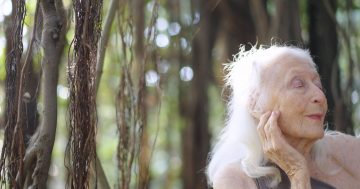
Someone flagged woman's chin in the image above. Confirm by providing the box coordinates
[288,128,325,141]
[308,129,325,140]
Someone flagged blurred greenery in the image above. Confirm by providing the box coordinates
[1,0,360,188]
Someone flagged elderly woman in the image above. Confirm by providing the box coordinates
[207,45,360,189]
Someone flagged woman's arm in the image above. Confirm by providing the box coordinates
[288,169,311,189]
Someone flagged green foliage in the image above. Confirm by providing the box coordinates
[0,48,5,81]
[1,0,360,188]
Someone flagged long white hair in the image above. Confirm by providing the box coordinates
[206,45,320,188]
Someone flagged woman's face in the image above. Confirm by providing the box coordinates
[261,52,328,140]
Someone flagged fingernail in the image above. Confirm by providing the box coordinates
[271,111,277,116]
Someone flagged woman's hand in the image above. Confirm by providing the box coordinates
[257,111,311,189]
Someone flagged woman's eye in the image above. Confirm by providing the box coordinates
[293,79,304,88]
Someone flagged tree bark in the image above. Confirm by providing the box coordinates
[308,0,352,133]
[181,0,217,188]
[250,0,303,44]
[95,0,118,93]
[1,0,26,187]
[67,0,102,187]
[271,0,302,43]
[22,63,40,147]
[19,0,42,148]
[22,0,67,188]
[218,0,257,59]
[249,0,269,43]
[91,0,118,188]
[132,0,152,188]
[180,1,257,189]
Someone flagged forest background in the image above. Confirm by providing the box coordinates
[0,0,359,188]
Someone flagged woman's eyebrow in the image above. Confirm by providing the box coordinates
[288,68,318,78]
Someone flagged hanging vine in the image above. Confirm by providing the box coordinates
[0,0,26,188]
[66,0,102,188]
[116,0,159,188]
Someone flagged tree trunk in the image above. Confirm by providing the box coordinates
[218,0,257,60]
[131,1,151,189]
[308,0,352,133]
[181,0,217,188]
[22,62,40,147]
[250,0,303,44]
[22,4,43,147]
[22,0,67,188]
[1,0,26,187]
[91,0,118,188]
[67,0,102,188]
[180,1,257,188]
[271,0,302,42]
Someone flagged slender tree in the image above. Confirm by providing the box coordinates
[22,0,67,188]
[217,0,256,62]
[309,0,356,134]
[91,0,119,188]
[116,1,158,188]
[0,0,26,187]
[181,0,219,188]
[250,0,303,43]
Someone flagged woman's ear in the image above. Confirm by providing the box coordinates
[247,90,261,119]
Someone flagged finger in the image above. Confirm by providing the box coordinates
[269,111,291,155]
[258,111,272,129]
[268,111,281,135]
[266,111,281,150]
[263,111,277,137]
[257,111,271,144]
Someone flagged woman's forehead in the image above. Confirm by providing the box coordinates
[266,50,315,70]
[260,53,318,82]
[287,66,320,78]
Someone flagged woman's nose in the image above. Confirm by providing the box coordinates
[311,86,326,104]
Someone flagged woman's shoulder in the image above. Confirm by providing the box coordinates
[321,132,360,177]
[322,131,360,153]
[212,163,258,189]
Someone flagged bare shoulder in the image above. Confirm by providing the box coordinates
[212,163,258,189]
[321,132,360,177]
[322,131,360,155]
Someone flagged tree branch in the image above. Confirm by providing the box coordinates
[21,0,67,188]
[13,0,40,185]
[90,0,119,188]
[95,0,119,93]
[90,156,111,189]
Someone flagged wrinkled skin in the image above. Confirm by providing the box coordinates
[256,52,326,188]
[260,54,327,142]
[214,51,360,189]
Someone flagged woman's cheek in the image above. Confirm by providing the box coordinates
[277,110,297,135]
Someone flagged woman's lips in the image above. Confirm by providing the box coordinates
[306,113,323,121]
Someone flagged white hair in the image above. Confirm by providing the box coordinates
[206,45,321,188]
